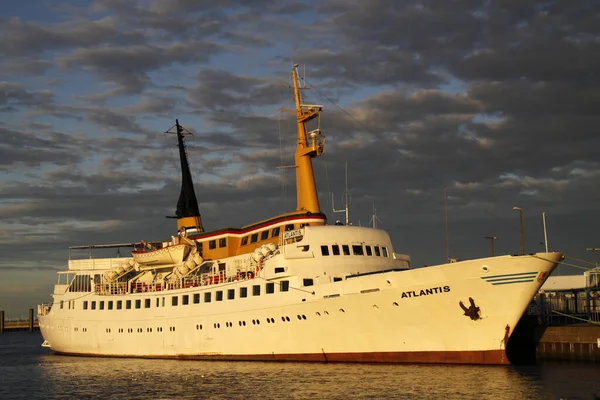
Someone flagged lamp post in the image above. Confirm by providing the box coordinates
[484,236,499,257]
[513,206,524,255]
[587,248,599,268]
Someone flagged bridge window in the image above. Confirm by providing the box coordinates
[108,301,113,310]
[285,224,294,231]
[382,247,389,257]
[240,287,248,298]
[117,300,122,310]
[366,246,373,256]
[227,289,235,300]
[332,245,340,255]
[320,245,329,256]
[99,301,105,310]
[219,238,226,248]
[182,295,189,305]
[126,300,131,309]
[171,296,178,306]
[135,299,141,309]
[145,299,151,308]
[250,233,258,243]
[275,267,285,273]
[252,285,261,296]
[303,278,314,287]
[204,292,211,303]
[280,281,289,292]
[272,227,280,237]
[83,301,88,310]
[342,245,350,255]
[216,291,223,301]
[241,236,248,246]
[193,293,200,304]
[266,283,275,294]
[209,240,216,250]
[374,246,381,256]
[352,245,364,256]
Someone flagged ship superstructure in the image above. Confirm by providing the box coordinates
[38,65,563,364]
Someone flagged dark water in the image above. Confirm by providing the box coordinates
[1,333,599,400]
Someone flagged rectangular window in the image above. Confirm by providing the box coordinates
[135,299,141,309]
[240,287,248,298]
[303,278,314,287]
[285,224,294,231]
[126,300,132,309]
[250,233,258,243]
[117,300,122,310]
[60,300,64,309]
[260,230,269,240]
[145,299,151,308]
[216,291,223,301]
[266,283,275,294]
[209,240,216,249]
[204,292,211,303]
[274,267,285,273]
[182,295,189,305]
[171,296,178,306]
[382,247,389,257]
[280,281,289,292]
[272,227,280,238]
[219,238,227,248]
[91,301,96,310]
[352,245,364,255]
[332,245,340,255]
[156,298,160,307]
[374,246,381,256]
[193,293,200,304]
[342,245,350,255]
[161,297,165,307]
[227,289,235,300]
[320,245,330,256]
[366,246,373,256]
[83,301,88,310]
[241,236,248,246]
[108,301,113,310]
[99,301,105,310]
[252,285,261,296]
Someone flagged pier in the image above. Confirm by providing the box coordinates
[0,309,40,334]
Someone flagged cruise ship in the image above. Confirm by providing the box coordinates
[38,65,563,364]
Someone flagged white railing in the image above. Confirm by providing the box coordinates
[38,303,52,316]
[68,257,132,271]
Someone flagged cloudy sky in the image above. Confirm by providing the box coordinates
[1,0,599,316]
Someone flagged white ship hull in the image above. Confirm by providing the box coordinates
[39,249,561,364]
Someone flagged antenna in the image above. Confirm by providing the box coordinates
[542,212,549,253]
[444,187,450,262]
[370,203,382,229]
[332,161,351,225]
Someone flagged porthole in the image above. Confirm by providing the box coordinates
[339,308,345,313]
[281,316,286,322]
[270,318,275,323]
[297,315,302,320]
[386,280,391,285]
[373,304,379,309]
[393,302,399,307]
[482,265,489,272]
[324,311,329,315]
[316,312,321,317]
[285,316,290,321]
[302,315,306,320]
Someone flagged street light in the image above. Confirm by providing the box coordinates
[484,236,499,257]
[587,248,599,268]
[513,206,524,255]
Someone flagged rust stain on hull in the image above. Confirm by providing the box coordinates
[52,349,510,365]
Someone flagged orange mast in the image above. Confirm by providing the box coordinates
[290,64,325,213]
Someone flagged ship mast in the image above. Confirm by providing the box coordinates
[290,64,326,213]
[166,119,203,233]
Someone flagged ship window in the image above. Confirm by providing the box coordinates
[145,299,151,308]
[196,242,203,251]
[260,230,269,240]
[135,300,141,309]
[209,240,216,250]
[171,296,178,306]
[117,300,122,310]
[366,246,373,256]
[219,238,226,248]
[300,223,310,228]
[156,298,160,307]
[108,301,113,310]
[280,281,289,292]
[352,245,364,256]
[83,301,88,310]
[99,301,105,310]
[240,287,248,298]
[275,267,285,273]
[193,293,200,304]
[382,247,389,257]
[204,292,211,303]
[272,227,280,238]
[241,236,248,246]
[161,297,165,307]
[320,245,330,256]
[182,295,189,305]
[252,285,260,296]
[303,278,314,287]
[227,289,235,300]
[342,245,350,255]
[266,283,275,294]
[285,224,294,231]
[332,245,340,255]
[374,246,381,256]
[60,300,64,309]
[333,277,342,282]
[216,291,223,301]
[126,300,131,309]
[250,233,258,243]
